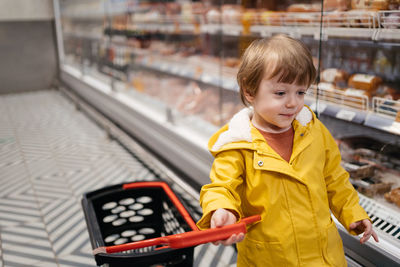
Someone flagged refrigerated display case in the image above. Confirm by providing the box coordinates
[55,0,400,265]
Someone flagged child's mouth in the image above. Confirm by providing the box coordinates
[280,113,294,117]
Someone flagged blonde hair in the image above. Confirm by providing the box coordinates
[237,34,316,106]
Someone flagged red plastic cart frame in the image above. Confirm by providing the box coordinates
[93,181,261,255]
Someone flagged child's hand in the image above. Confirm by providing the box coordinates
[210,208,244,246]
[349,219,379,244]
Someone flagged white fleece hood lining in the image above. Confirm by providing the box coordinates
[211,106,312,151]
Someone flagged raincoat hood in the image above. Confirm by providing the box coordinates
[209,105,314,155]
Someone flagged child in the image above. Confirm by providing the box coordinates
[196,34,378,266]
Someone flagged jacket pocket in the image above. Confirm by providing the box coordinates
[239,237,287,267]
[325,220,346,267]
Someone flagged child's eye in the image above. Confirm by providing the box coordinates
[275,91,285,96]
[298,91,306,96]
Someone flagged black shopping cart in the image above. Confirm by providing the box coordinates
[82,181,260,267]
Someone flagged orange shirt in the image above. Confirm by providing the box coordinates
[256,126,294,162]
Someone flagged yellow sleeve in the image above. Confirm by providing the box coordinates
[196,150,245,230]
[321,123,370,235]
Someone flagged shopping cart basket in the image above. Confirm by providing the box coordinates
[82,181,260,267]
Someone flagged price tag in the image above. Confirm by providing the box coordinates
[310,102,327,113]
[336,109,356,121]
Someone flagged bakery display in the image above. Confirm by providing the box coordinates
[385,187,400,208]
[62,0,400,210]
[339,137,400,206]
[324,0,351,11]
[321,68,349,87]
[348,73,382,96]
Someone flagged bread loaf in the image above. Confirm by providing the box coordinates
[371,0,390,10]
[348,73,382,92]
[321,68,349,87]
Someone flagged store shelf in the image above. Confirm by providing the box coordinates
[61,64,214,188]
[306,97,400,136]
[121,10,400,41]
[96,38,400,136]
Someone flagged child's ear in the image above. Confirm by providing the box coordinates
[243,89,254,103]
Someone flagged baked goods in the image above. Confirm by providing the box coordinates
[348,73,382,94]
[324,0,351,11]
[287,3,321,12]
[260,11,284,26]
[206,8,221,24]
[351,0,389,9]
[345,9,379,27]
[222,5,243,24]
[385,187,400,207]
[351,177,393,197]
[343,161,376,179]
[321,68,349,87]
[375,85,400,100]
[371,0,390,10]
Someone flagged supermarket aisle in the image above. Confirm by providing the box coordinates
[0,90,236,267]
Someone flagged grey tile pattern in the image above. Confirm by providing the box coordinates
[0,90,237,266]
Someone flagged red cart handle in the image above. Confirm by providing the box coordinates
[93,215,261,255]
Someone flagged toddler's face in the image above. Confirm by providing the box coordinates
[246,75,307,132]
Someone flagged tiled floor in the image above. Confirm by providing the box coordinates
[0,90,236,267]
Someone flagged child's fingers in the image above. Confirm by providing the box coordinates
[360,221,372,244]
[371,230,379,242]
[360,231,371,244]
[211,210,224,228]
[212,234,235,246]
[212,232,245,246]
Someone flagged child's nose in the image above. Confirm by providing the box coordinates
[286,95,298,107]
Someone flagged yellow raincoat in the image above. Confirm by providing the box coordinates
[197,106,369,266]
